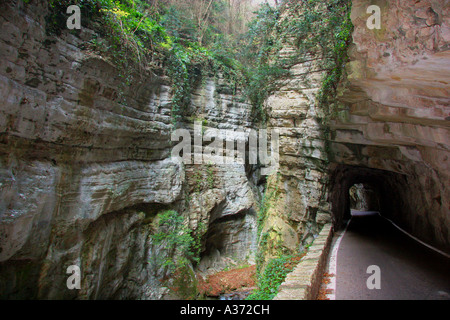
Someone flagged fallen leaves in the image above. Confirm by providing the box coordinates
[197,265,257,297]
[317,272,335,300]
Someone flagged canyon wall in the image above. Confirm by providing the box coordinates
[0,0,449,300]
[0,0,258,299]
[261,47,332,261]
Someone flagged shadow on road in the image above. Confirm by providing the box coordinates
[336,210,450,300]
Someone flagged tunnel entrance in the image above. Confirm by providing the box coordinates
[328,164,409,230]
[329,165,391,229]
[328,164,450,255]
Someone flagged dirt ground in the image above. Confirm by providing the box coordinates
[197,265,257,297]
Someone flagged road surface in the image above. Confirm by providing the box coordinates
[334,211,450,300]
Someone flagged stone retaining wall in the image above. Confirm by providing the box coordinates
[274,223,333,300]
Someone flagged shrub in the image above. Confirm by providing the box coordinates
[246,253,304,300]
[151,210,199,278]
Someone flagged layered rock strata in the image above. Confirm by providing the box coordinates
[0,0,258,299]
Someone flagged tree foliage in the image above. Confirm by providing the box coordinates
[246,253,303,300]
[238,3,288,122]
[41,0,352,124]
[43,0,253,123]
[151,210,201,278]
[281,0,353,110]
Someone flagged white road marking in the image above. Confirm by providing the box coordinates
[324,219,351,300]
[382,216,450,259]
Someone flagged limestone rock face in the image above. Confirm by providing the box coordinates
[330,0,450,252]
[183,79,259,271]
[0,1,257,299]
[262,46,332,257]
[1,0,449,300]
[263,0,449,256]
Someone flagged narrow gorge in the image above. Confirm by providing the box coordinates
[0,0,448,300]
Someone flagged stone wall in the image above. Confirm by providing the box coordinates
[274,223,333,300]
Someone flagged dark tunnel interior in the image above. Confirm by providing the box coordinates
[328,164,449,254]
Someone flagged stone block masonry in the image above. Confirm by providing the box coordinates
[274,223,333,300]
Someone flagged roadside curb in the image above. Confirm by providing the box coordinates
[273,223,334,300]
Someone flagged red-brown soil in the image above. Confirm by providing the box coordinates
[197,265,257,297]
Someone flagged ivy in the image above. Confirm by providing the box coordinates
[238,4,288,123]
[151,210,200,279]
[246,253,303,300]
[36,0,353,126]
[40,0,244,124]
[237,0,353,123]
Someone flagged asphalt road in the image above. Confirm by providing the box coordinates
[335,211,450,300]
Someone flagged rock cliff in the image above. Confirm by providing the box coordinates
[330,0,449,253]
[260,0,449,259]
[0,0,448,300]
[0,0,258,299]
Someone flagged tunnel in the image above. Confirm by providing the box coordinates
[348,183,381,212]
[328,164,450,254]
